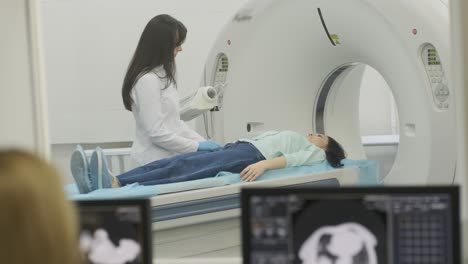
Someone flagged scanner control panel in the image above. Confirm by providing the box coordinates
[212,53,229,109]
[421,44,449,110]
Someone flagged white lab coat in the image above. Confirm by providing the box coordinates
[130,67,204,166]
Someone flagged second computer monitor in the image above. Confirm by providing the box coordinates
[241,186,460,264]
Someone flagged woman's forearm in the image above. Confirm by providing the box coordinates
[261,156,286,170]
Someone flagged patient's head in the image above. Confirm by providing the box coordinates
[0,150,81,264]
[307,134,346,168]
[324,136,346,168]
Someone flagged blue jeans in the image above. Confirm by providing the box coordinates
[117,141,265,186]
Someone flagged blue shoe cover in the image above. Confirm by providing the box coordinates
[70,145,91,194]
[90,147,112,190]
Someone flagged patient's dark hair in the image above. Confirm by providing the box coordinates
[325,136,346,168]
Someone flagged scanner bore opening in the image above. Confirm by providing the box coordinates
[314,64,399,180]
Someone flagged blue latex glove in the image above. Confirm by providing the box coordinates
[197,140,222,151]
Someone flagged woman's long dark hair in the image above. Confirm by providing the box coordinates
[122,14,187,111]
[325,136,346,168]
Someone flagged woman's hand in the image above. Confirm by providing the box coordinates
[197,140,222,151]
[240,161,267,182]
[240,157,287,182]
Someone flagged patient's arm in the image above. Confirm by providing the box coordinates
[240,156,286,182]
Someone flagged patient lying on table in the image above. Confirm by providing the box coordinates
[71,131,346,194]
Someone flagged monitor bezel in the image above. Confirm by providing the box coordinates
[241,185,460,264]
[75,198,152,264]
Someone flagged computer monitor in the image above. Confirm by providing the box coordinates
[241,186,460,264]
[76,199,152,264]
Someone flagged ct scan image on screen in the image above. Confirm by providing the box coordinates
[246,190,455,264]
[291,198,387,264]
[78,203,146,264]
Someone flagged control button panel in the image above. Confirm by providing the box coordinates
[212,53,229,109]
[213,53,228,86]
[421,44,449,110]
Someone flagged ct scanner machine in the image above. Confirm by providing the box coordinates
[145,0,460,261]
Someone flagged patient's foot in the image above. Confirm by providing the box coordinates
[70,145,92,194]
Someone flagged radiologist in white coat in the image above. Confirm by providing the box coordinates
[122,14,220,166]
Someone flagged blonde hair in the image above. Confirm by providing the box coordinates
[0,150,81,264]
